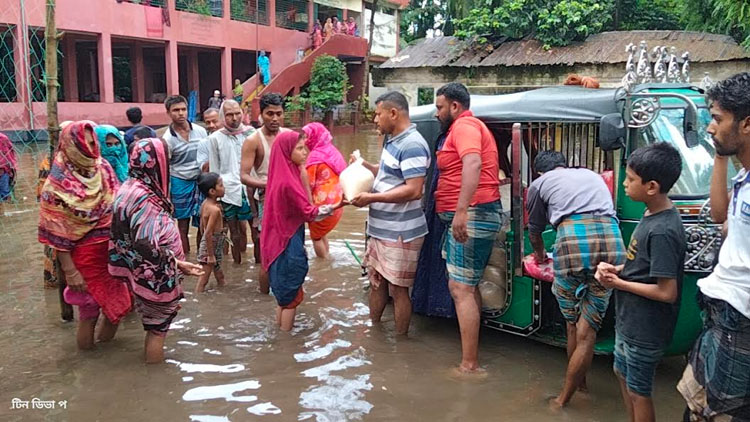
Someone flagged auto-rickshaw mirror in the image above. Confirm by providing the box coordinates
[599,113,626,151]
[684,106,700,147]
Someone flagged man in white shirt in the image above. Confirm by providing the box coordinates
[678,72,750,421]
[207,100,255,265]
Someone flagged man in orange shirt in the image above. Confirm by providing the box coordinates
[434,82,502,375]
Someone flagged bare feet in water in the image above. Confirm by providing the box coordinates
[548,396,565,411]
[449,365,488,381]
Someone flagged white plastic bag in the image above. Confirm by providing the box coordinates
[339,150,375,201]
[479,281,507,312]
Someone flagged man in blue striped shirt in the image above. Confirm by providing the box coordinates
[350,91,431,335]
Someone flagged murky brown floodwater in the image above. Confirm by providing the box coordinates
[0,132,688,421]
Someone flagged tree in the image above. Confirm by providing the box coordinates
[287,55,350,113]
[681,0,750,47]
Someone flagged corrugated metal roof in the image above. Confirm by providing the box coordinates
[381,31,750,69]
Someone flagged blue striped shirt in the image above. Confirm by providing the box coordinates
[367,124,430,242]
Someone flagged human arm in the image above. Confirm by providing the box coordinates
[452,153,482,243]
[350,177,424,207]
[57,250,86,292]
[526,183,550,262]
[300,164,313,203]
[710,155,731,223]
[597,275,678,303]
[240,135,267,189]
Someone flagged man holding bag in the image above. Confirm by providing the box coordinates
[349,91,431,336]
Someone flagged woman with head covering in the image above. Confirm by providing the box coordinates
[109,138,203,363]
[332,16,342,34]
[323,18,333,42]
[95,125,129,183]
[261,131,333,331]
[302,122,346,258]
[38,121,132,350]
[312,19,323,49]
[0,132,17,204]
[346,17,358,36]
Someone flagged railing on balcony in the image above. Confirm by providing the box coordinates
[230,0,269,25]
[118,0,166,7]
[275,0,308,32]
[175,0,224,18]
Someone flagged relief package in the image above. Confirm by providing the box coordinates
[340,150,375,201]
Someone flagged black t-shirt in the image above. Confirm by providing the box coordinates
[615,207,686,348]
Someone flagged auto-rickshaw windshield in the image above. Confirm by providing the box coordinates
[638,107,739,198]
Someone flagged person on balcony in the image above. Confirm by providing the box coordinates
[324,18,333,42]
[332,16,342,34]
[346,17,359,36]
[312,19,323,49]
[259,52,271,86]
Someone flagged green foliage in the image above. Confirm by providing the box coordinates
[616,0,682,31]
[288,55,351,113]
[682,0,750,48]
[454,0,535,44]
[401,1,444,43]
[536,0,613,47]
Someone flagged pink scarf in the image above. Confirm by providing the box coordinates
[0,133,17,173]
[261,131,319,270]
[302,122,347,175]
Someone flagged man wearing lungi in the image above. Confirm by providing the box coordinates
[678,72,750,421]
[526,151,626,408]
[434,82,502,375]
[162,95,208,254]
[350,91,430,336]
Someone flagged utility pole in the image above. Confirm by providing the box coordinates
[362,0,377,110]
[45,0,60,155]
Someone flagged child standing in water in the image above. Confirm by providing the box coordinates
[196,172,227,293]
[261,131,333,331]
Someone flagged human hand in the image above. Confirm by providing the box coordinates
[177,260,205,277]
[349,153,357,164]
[534,252,548,264]
[252,218,260,228]
[452,209,469,243]
[596,271,620,289]
[65,270,87,292]
[207,255,216,264]
[349,193,372,208]
[597,262,620,276]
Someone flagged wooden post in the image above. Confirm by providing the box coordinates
[45,0,60,156]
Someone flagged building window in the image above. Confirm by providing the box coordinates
[230,0,269,25]
[175,0,224,18]
[0,26,16,102]
[276,0,309,32]
[417,87,434,106]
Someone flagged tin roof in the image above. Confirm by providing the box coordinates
[380,31,750,69]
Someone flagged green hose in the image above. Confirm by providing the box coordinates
[345,240,363,266]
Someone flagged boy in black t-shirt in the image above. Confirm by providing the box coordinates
[596,143,686,422]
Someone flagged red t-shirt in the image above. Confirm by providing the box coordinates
[435,111,500,213]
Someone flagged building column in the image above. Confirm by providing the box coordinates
[307,0,314,32]
[223,0,231,22]
[12,24,30,122]
[268,0,276,28]
[132,42,146,102]
[221,47,232,97]
[62,36,78,102]
[165,40,180,95]
[98,32,115,103]
[187,49,200,99]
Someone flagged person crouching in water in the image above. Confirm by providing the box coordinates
[196,172,228,293]
[261,131,333,331]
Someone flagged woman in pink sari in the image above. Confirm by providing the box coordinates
[302,123,346,258]
[38,121,132,350]
[261,131,333,331]
[109,138,203,363]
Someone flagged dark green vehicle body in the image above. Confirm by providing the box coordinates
[411,84,736,355]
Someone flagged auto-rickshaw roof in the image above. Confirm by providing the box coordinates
[411,86,622,124]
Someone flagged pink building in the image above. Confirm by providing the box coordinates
[0,0,406,134]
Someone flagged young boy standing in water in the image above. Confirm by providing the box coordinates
[196,173,227,293]
[596,143,686,422]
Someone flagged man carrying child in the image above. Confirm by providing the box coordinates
[597,143,686,422]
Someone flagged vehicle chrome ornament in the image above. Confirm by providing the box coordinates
[681,52,691,83]
[621,43,638,92]
[636,41,653,84]
[628,97,661,128]
[684,199,723,273]
[667,47,682,83]
[700,72,714,90]
[653,46,668,83]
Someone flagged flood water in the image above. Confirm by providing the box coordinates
[0,132,689,421]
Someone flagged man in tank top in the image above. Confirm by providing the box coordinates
[241,93,290,294]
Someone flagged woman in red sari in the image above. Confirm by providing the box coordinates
[38,121,132,350]
[302,122,346,258]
